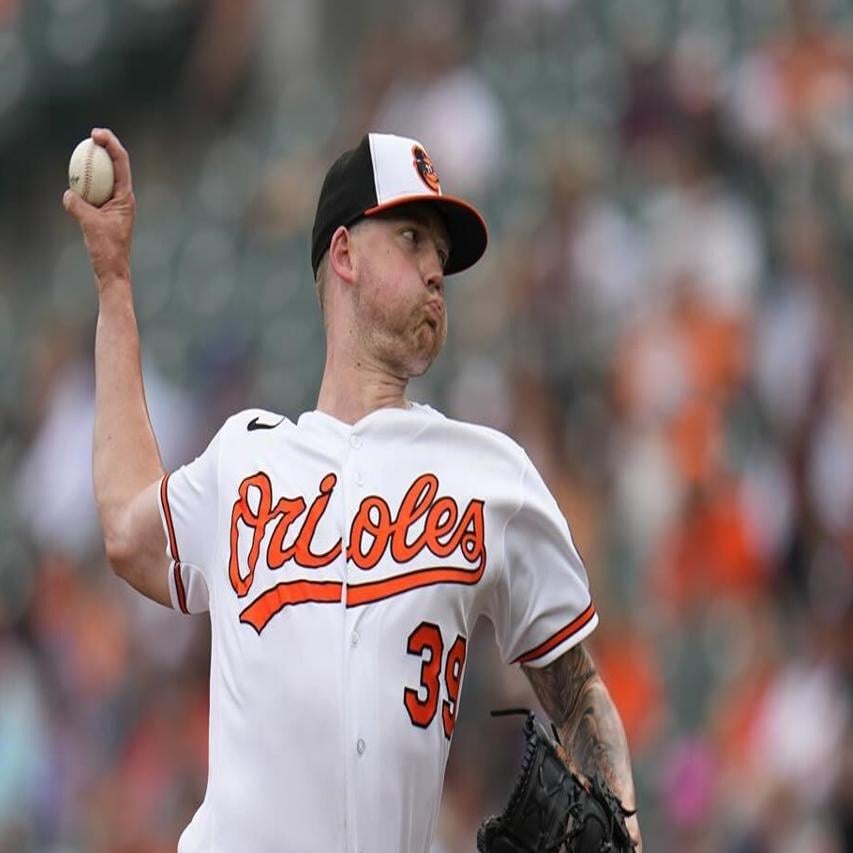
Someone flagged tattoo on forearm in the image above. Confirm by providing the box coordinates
[523,645,636,809]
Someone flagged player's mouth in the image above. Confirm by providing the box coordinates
[423,300,444,330]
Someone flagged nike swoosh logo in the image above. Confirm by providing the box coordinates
[247,416,284,432]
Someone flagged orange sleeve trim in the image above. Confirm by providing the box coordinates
[345,563,485,608]
[512,602,597,665]
[240,580,343,634]
[160,474,181,563]
[174,563,189,614]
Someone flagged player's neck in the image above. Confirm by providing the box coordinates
[315,350,410,425]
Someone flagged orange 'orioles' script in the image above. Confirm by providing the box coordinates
[229,472,486,633]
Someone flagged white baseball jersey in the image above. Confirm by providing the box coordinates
[158,403,598,853]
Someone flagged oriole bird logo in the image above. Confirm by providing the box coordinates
[413,145,441,192]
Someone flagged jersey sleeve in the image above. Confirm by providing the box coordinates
[158,425,225,615]
[488,454,598,668]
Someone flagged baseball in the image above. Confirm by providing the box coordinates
[68,138,115,207]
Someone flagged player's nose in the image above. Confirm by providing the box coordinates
[423,251,445,297]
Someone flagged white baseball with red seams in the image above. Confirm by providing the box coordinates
[68,138,115,206]
[158,403,598,852]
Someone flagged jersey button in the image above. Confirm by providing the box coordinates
[351,630,360,646]
[350,434,363,449]
[356,738,366,755]
[355,471,365,486]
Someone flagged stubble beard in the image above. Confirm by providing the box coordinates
[354,283,447,379]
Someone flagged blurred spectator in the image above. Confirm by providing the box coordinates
[14,324,198,558]
[730,0,853,161]
[0,0,17,27]
[754,206,839,439]
[178,0,262,117]
[0,635,48,850]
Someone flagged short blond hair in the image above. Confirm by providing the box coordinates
[314,253,330,316]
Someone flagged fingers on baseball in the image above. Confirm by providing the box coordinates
[90,127,133,195]
[63,188,93,220]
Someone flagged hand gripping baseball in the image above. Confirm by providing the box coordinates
[63,128,136,289]
[477,711,635,853]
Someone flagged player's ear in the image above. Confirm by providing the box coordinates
[328,225,357,285]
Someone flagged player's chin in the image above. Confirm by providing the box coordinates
[407,324,445,376]
[406,347,441,378]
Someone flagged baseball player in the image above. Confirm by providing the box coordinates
[63,128,642,852]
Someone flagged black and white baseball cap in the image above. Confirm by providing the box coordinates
[311,133,488,277]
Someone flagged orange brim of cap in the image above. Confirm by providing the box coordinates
[364,193,488,275]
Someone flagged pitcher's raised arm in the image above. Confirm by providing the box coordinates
[63,128,169,607]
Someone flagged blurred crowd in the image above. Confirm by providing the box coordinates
[1,0,853,851]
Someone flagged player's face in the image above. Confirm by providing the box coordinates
[350,205,451,378]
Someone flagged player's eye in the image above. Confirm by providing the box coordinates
[401,228,419,244]
[437,247,449,269]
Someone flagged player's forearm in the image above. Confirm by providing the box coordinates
[559,674,636,810]
[524,645,637,809]
[559,670,642,849]
[94,278,164,547]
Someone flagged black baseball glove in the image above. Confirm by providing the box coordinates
[476,710,635,853]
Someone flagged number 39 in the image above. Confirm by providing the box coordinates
[403,622,467,738]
